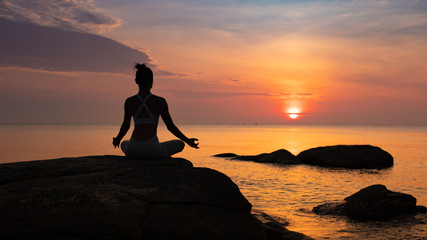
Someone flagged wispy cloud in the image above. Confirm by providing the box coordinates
[162,90,318,100]
[164,90,270,99]
[0,0,122,33]
[279,93,314,98]
[299,0,427,39]
[103,0,427,42]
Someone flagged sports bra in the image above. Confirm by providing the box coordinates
[133,94,159,125]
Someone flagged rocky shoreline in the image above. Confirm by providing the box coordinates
[0,155,312,240]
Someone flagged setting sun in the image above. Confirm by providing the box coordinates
[286,106,302,120]
[289,113,299,119]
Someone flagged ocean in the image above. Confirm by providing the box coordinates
[1,124,426,239]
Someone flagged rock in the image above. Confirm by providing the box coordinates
[312,184,421,221]
[0,155,269,240]
[232,154,267,161]
[213,153,239,158]
[344,184,417,221]
[252,210,314,240]
[312,201,345,215]
[254,150,301,164]
[416,205,427,213]
[297,145,393,169]
[215,149,301,164]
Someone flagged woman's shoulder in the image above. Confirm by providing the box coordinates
[125,95,139,103]
[151,94,167,103]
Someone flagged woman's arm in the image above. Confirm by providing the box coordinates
[113,99,132,148]
[160,98,199,149]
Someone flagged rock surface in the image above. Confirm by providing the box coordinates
[0,155,310,240]
[297,145,393,169]
[252,210,314,240]
[214,149,301,164]
[313,184,424,221]
[312,201,345,216]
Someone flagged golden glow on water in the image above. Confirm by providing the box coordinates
[1,124,426,239]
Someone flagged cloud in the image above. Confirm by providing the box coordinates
[282,93,313,96]
[0,0,121,33]
[390,24,427,36]
[297,0,427,39]
[155,69,188,78]
[163,90,270,99]
[162,90,316,100]
[130,0,427,41]
[0,18,150,73]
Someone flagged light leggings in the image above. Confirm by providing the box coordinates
[121,136,184,158]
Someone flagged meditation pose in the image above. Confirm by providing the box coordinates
[113,63,198,158]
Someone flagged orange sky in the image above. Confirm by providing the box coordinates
[0,0,426,125]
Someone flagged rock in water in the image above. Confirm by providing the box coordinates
[254,149,300,164]
[297,145,393,169]
[215,149,301,164]
[312,201,346,216]
[344,184,417,221]
[312,184,422,221]
[213,153,239,158]
[416,205,427,213]
[0,155,268,240]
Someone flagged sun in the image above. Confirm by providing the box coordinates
[289,113,299,119]
[286,106,301,120]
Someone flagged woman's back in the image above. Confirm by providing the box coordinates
[126,93,165,141]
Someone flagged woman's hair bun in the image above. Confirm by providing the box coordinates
[134,63,148,70]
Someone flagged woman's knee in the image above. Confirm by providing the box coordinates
[177,140,185,151]
[171,140,185,153]
[120,140,129,154]
[161,140,185,156]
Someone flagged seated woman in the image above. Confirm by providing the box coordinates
[113,63,198,158]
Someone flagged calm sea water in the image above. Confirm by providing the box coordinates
[1,124,426,239]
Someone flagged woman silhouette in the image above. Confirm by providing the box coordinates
[113,63,198,158]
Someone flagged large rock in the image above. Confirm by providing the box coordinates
[0,155,267,240]
[297,145,393,169]
[344,184,417,221]
[313,184,424,221]
[214,149,301,164]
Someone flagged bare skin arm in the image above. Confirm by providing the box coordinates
[113,99,132,148]
[160,98,199,149]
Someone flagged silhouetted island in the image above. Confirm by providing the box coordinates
[0,156,312,240]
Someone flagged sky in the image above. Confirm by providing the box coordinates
[0,0,426,125]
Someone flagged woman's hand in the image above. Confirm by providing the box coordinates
[186,138,199,149]
[113,137,121,148]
